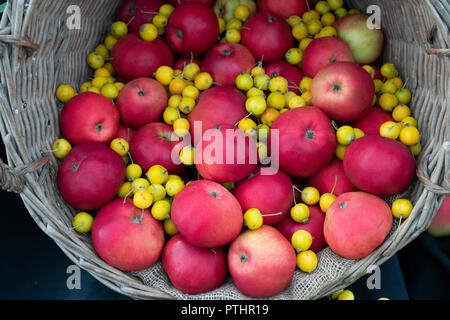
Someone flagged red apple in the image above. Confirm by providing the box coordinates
[168,0,214,6]
[116,0,164,34]
[351,107,394,136]
[59,92,119,145]
[188,86,247,144]
[174,57,203,70]
[428,197,450,238]
[129,122,186,175]
[166,2,219,57]
[202,42,256,87]
[307,158,357,196]
[116,77,167,128]
[233,167,293,225]
[113,123,136,144]
[228,225,296,298]
[271,106,337,178]
[264,60,304,94]
[257,0,313,19]
[171,180,243,248]
[343,135,416,196]
[302,37,355,78]
[162,234,227,294]
[57,142,126,210]
[195,124,257,183]
[92,198,165,271]
[274,205,326,253]
[335,14,384,65]
[241,11,294,63]
[111,34,174,81]
[324,191,393,259]
[311,61,374,122]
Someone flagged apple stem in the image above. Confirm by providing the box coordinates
[127,16,135,26]
[331,120,339,131]
[212,81,223,86]
[240,26,251,31]
[261,211,283,217]
[140,209,144,220]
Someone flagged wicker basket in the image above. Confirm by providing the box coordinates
[0,0,448,300]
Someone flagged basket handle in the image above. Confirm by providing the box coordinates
[417,141,450,196]
[0,156,49,193]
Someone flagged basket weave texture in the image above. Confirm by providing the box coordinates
[0,0,449,300]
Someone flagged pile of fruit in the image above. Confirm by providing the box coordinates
[53,0,425,299]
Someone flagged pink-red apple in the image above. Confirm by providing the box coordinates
[188,86,247,144]
[130,122,186,175]
[195,124,257,183]
[202,42,256,87]
[271,106,337,178]
[92,198,165,271]
[307,158,357,196]
[343,135,416,196]
[166,2,219,57]
[311,61,375,122]
[116,77,167,128]
[111,34,173,81]
[171,180,243,248]
[57,142,126,210]
[257,0,312,19]
[113,123,136,144]
[324,191,393,259]
[428,197,450,238]
[233,167,293,225]
[228,225,296,297]
[116,0,164,34]
[302,37,355,78]
[59,92,119,145]
[241,11,294,63]
[275,205,326,253]
[335,14,384,65]
[264,60,304,94]
[351,107,394,136]
[162,234,227,294]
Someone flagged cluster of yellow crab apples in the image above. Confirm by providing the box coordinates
[52,0,420,299]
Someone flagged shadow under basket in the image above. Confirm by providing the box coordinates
[0,0,448,300]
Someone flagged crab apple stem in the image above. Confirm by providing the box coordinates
[42,149,57,153]
[403,77,409,89]
[234,113,254,126]
[189,52,194,65]
[212,81,223,86]
[127,16,135,26]
[240,26,252,31]
[123,188,134,204]
[330,175,338,196]
[140,208,144,220]
[292,185,303,204]
[140,10,159,14]
[289,80,302,94]
[306,0,311,11]
[128,152,134,164]
[261,211,283,217]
